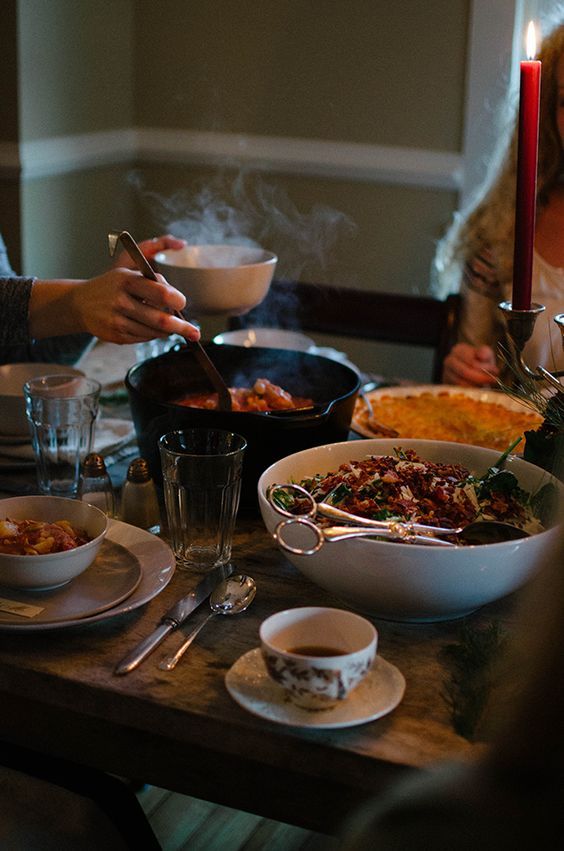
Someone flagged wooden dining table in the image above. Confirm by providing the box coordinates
[0,341,516,837]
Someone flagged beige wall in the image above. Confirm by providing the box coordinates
[133,0,467,150]
[19,0,134,140]
[10,0,470,380]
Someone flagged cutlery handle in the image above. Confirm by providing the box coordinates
[108,230,232,411]
[158,613,215,671]
[114,622,173,675]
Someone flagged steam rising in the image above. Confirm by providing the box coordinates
[130,169,356,282]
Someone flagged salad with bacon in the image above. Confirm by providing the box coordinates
[275,448,554,540]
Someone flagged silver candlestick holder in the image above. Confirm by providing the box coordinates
[498,301,564,389]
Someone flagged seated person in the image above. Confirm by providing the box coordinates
[434,21,564,386]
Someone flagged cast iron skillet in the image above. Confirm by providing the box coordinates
[126,343,360,509]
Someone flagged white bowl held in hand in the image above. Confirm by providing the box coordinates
[154,244,277,317]
[258,439,562,622]
[0,496,108,590]
[0,363,84,437]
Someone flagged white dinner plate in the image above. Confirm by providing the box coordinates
[351,384,542,447]
[0,456,36,470]
[0,418,135,464]
[0,433,31,446]
[225,648,405,729]
[0,538,141,625]
[213,328,316,351]
[0,519,175,631]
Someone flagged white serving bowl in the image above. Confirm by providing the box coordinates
[0,363,84,437]
[258,439,562,622]
[213,328,315,351]
[154,244,277,317]
[0,496,108,590]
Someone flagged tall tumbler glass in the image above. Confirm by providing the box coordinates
[159,428,247,572]
[23,374,101,497]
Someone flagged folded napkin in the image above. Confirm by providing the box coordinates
[0,418,136,466]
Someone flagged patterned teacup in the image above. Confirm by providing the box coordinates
[260,606,377,710]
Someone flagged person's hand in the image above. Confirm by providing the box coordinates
[112,234,186,269]
[69,267,200,345]
[442,343,499,387]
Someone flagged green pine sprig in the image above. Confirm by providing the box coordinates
[441,620,506,741]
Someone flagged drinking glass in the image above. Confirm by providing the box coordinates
[23,374,101,497]
[159,428,247,571]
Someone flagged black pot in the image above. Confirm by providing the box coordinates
[125,343,360,509]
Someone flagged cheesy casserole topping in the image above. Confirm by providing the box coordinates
[354,391,542,452]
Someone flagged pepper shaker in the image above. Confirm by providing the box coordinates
[78,453,116,517]
[120,457,161,534]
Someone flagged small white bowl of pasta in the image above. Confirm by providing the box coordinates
[0,496,108,590]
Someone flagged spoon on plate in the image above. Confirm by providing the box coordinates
[108,230,233,411]
[158,574,257,671]
[358,387,399,437]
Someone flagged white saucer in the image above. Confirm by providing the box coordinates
[225,648,405,729]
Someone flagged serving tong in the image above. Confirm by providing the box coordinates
[267,483,459,551]
[108,230,232,411]
[267,483,528,554]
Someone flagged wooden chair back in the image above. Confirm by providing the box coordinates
[229,280,460,383]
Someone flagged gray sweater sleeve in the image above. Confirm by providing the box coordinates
[0,276,36,346]
[0,276,94,364]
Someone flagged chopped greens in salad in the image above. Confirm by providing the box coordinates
[273,448,555,542]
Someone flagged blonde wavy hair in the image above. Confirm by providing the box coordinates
[434,21,564,297]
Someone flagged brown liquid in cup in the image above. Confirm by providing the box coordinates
[286,645,348,657]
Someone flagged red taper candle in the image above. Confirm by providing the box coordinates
[512,22,541,311]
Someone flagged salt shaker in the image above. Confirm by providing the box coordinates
[78,453,116,517]
[120,457,161,534]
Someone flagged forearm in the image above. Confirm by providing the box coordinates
[28,279,86,339]
[28,269,199,345]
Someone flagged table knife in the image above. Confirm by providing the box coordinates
[114,562,233,675]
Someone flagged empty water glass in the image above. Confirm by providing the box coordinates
[23,374,101,497]
[159,428,247,572]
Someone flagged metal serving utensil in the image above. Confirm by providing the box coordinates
[358,386,399,437]
[273,515,530,554]
[108,230,232,412]
[273,516,457,552]
[267,483,530,551]
[316,500,529,544]
[267,483,460,536]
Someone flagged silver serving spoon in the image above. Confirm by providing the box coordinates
[158,574,256,671]
[315,501,529,544]
[454,520,530,545]
[358,386,399,437]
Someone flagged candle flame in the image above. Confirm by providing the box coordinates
[526,20,537,59]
